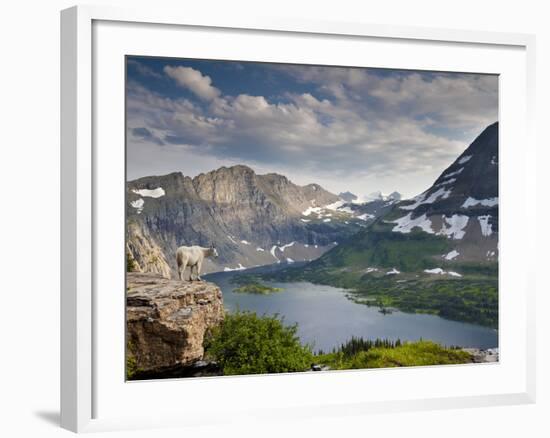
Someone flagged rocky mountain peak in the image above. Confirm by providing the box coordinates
[399,121,498,220]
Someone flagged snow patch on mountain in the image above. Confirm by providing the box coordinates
[324,200,345,211]
[443,250,460,260]
[424,268,462,277]
[132,187,165,198]
[424,268,445,275]
[462,197,498,208]
[270,245,279,260]
[436,177,456,186]
[302,206,322,216]
[392,213,470,240]
[130,198,144,213]
[438,215,469,240]
[386,268,400,275]
[442,249,460,260]
[224,263,246,272]
[458,155,472,164]
[392,213,434,234]
[357,213,374,221]
[442,167,464,179]
[269,241,297,263]
[478,215,493,236]
[279,242,295,252]
[400,187,451,211]
[337,205,355,214]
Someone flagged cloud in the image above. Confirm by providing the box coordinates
[127,62,498,197]
[127,59,163,79]
[164,66,221,101]
[275,65,498,133]
[130,127,164,145]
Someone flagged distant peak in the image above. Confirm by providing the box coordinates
[364,191,383,201]
[352,191,402,204]
[338,191,358,202]
[387,191,402,201]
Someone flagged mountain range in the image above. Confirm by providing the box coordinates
[127,122,498,280]
[126,165,391,276]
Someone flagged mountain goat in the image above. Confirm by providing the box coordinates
[176,245,219,281]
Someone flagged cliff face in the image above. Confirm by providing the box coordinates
[126,273,224,377]
[126,222,172,279]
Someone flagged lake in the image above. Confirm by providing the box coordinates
[204,264,498,352]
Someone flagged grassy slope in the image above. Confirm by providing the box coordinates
[316,340,472,370]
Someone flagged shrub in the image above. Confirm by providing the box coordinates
[126,251,138,272]
[205,311,313,375]
[126,341,142,380]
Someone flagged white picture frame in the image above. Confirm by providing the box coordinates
[60,4,536,433]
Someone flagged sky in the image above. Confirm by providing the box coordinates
[126,56,498,198]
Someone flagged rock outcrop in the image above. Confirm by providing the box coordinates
[126,222,172,279]
[126,272,224,377]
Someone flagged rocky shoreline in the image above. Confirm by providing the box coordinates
[462,347,499,363]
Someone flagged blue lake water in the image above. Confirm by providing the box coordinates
[204,265,498,352]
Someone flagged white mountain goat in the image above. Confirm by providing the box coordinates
[176,245,219,281]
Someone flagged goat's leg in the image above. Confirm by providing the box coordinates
[178,259,188,281]
[196,260,203,281]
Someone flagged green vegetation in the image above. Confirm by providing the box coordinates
[204,311,313,375]
[350,277,498,328]
[126,341,142,380]
[233,283,283,295]
[126,251,138,272]
[315,224,452,273]
[316,340,472,370]
[203,313,473,376]
[323,336,402,356]
[230,274,283,295]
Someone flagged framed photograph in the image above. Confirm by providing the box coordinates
[61,5,536,433]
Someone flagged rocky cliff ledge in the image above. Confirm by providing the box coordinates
[126,272,224,378]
